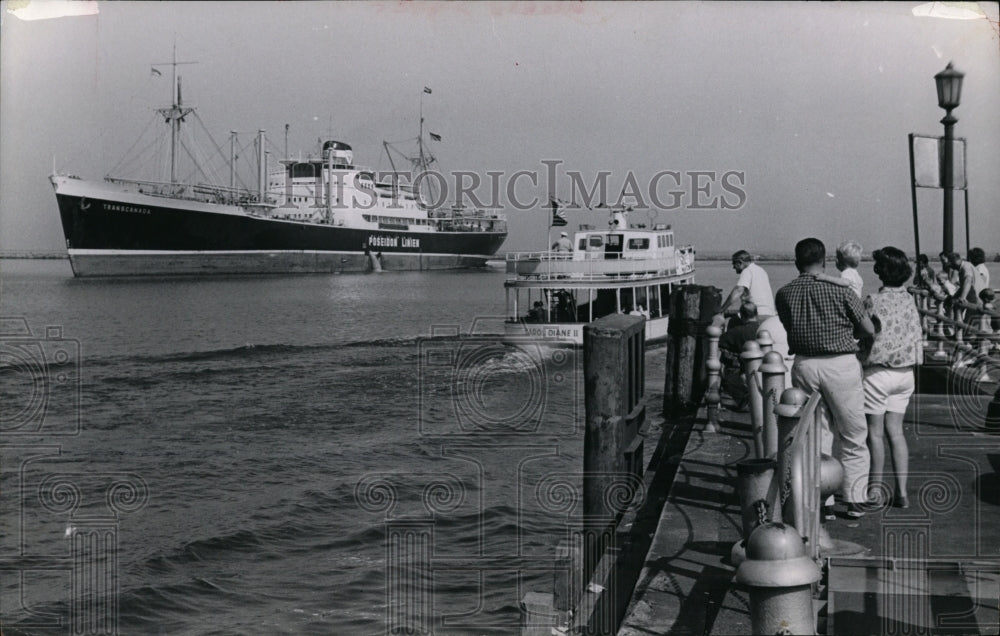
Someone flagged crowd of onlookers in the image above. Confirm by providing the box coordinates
[715,240,995,519]
[914,249,998,333]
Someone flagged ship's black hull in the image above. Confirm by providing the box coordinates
[55,191,507,277]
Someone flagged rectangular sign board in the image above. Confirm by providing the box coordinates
[910,134,967,189]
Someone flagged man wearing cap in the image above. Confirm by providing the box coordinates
[553,232,573,253]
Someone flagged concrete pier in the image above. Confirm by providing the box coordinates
[525,285,1000,635]
[617,354,1000,635]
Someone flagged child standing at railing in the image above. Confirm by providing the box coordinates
[836,240,864,298]
[863,247,924,509]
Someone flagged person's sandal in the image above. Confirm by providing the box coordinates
[846,502,867,518]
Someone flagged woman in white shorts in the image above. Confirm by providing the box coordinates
[863,246,923,508]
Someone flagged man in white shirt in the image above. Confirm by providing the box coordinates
[720,250,775,324]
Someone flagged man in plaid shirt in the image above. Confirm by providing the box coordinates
[776,238,875,517]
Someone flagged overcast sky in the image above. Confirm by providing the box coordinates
[2,1,998,256]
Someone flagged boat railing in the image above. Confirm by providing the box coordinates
[505,248,695,283]
[105,176,275,206]
[506,250,574,262]
[434,217,508,233]
[428,208,507,221]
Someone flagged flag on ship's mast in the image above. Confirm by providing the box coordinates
[550,199,568,227]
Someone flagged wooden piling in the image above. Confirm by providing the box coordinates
[553,538,583,613]
[663,285,722,417]
[519,592,556,636]
[583,314,646,586]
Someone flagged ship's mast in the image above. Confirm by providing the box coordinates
[417,87,437,206]
[229,131,237,190]
[152,45,197,184]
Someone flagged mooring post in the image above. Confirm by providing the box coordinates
[774,388,808,526]
[735,522,821,636]
[757,329,774,355]
[759,350,787,459]
[740,340,765,458]
[663,285,722,417]
[732,457,779,566]
[583,314,645,586]
[704,320,724,433]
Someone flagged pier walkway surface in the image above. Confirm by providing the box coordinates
[620,356,1000,635]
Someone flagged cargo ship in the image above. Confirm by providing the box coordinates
[50,61,507,277]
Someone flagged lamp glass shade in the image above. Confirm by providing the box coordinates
[935,62,964,110]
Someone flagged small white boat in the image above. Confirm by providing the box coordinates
[503,208,695,346]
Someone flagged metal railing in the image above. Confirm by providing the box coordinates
[704,327,828,561]
[909,286,1000,363]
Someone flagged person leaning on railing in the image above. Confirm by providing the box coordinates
[969,247,990,293]
[913,253,936,290]
[862,247,923,510]
[718,250,775,326]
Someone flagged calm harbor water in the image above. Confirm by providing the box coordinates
[1,256,994,634]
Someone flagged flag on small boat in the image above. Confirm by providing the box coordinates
[429,132,442,142]
[550,199,567,226]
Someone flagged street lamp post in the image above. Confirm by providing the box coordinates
[934,62,964,255]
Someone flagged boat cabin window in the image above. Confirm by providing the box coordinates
[627,238,649,250]
[605,234,623,258]
[578,237,587,250]
[588,235,603,249]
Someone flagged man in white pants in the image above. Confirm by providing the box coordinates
[776,238,875,518]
